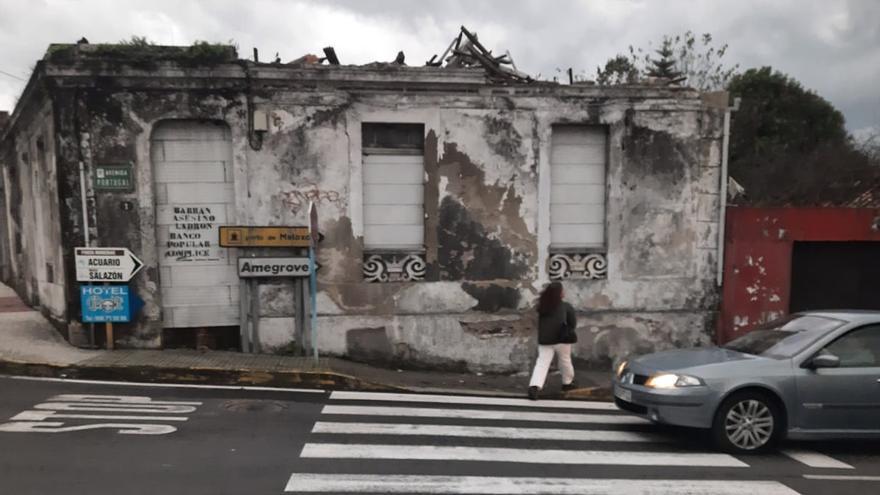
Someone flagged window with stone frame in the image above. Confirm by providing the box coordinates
[361,123,426,282]
[548,125,609,280]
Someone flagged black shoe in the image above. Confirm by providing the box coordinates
[528,386,539,401]
[561,382,578,392]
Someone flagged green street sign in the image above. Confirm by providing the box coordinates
[95,164,133,191]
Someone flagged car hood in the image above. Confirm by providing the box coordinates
[631,347,754,373]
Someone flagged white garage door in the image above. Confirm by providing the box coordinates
[151,121,238,328]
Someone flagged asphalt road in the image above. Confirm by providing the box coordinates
[1,375,878,495]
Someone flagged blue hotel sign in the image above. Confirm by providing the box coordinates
[81,285,131,323]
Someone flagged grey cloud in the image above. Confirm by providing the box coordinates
[0,0,877,131]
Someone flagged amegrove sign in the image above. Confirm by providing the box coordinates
[75,247,144,282]
[237,257,313,278]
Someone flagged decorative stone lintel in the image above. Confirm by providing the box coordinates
[549,252,608,280]
[363,252,426,282]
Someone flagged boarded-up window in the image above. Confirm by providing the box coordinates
[362,123,424,250]
[550,125,607,248]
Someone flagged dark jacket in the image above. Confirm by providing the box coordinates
[537,302,577,345]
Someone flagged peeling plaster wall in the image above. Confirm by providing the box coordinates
[260,89,724,372]
[0,97,66,320]
[3,56,725,371]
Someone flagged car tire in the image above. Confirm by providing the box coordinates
[712,391,783,454]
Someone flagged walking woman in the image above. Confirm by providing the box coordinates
[528,282,577,400]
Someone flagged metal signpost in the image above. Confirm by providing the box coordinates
[219,225,322,356]
[308,202,319,362]
[75,247,144,349]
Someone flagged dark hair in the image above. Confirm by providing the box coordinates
[537,282,563,315]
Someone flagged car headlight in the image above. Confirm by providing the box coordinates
[645,373,704,389]
[615,360,628,378]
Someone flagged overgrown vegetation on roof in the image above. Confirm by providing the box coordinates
[44,37,238,69]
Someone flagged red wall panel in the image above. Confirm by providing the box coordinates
[719,207,880,343]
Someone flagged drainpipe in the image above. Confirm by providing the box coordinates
[78,159,90,247]
[716,97,741,287]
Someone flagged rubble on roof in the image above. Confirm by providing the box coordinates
[426,26,532,83]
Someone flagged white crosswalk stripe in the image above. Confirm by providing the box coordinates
[312,421,667,442]
[287,391,811,494]
[284,474,802,494]
[329,391,618,410]
[781,449,854,469]
[301,443,749,467]
[321,404,648,424]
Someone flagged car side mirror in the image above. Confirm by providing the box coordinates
[807,353,840,369]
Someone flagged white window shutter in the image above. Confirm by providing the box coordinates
[363,153,424,250]
[550,126,607,248]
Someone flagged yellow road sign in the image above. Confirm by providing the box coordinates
[219,226,312,248]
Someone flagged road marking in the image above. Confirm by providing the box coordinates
[2,375,325,394]
[0,422,177,435]
[300,443,748,467]
[35,402,198,414]
[312,421,666,442]
[0,394,199,435]
[321,405,648,425]
[283,475,792,493]
[330,391,617,410]
[10,410,190,422]
[803,475,880,481]
[50,394,203,406]
[781,449,854,469]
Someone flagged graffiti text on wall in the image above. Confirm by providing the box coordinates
[281,183,343,214]
[162,206,221,262]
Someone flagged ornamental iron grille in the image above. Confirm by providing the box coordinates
[549,252,608,280]
[364,253,427,282]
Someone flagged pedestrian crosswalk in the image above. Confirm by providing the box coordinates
[284,391,857,494]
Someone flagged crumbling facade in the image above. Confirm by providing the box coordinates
[0,43,727,372]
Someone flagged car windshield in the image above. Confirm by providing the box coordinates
[722,315,845,358]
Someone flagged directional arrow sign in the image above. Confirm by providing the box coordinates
[75,247,144,283]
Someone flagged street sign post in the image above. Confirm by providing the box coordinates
[237,257,313,278]
[75,247,144,282]
[308,202,319,362]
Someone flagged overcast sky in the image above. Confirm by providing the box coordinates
[1,0,878,136]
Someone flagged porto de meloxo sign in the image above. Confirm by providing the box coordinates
[237,257,315,278]
[75,247,144,282]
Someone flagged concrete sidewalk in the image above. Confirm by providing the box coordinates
[0,283,612,399]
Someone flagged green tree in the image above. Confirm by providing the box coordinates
[596,32,737,90]
[728,66,876,205]
[595,54,639,85]
[645,38,681,79]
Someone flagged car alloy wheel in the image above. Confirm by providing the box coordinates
[712,391,782,454]
[724,399,774,451]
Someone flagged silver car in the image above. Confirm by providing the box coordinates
[612,311,880,454]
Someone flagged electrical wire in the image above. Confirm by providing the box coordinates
[0,69,26,81]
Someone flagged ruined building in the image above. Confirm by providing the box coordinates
[0,42,728,372]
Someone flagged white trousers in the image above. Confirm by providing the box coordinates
[529,344,575,388]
